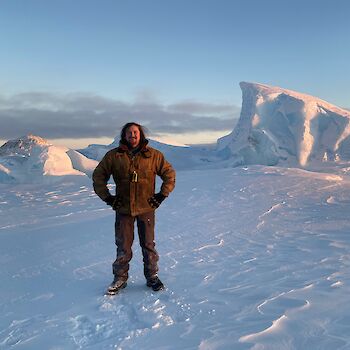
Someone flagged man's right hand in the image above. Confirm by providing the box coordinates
[105,195,122,211]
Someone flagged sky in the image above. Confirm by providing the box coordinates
[0,0,349,148]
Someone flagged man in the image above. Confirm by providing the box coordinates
[92,122,176,295]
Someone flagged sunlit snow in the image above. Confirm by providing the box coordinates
[1,83,350,349]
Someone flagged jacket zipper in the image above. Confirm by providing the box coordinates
[131,155,136,215]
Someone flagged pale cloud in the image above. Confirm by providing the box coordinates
[168,100,240,115]
[0,91,240,141]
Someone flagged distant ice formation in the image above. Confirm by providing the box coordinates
[2,82,350,183]
[0,135,98,183]
[80,82,350,170]
[217,82,350,167]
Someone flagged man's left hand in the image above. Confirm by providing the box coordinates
[148,193,166,209]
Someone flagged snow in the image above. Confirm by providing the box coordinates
[1,165,350,349]
[217,82,350,168]
[0,135,97,183]
[66,149,99,178]
[43,146,84,176]
[1,82,350,348]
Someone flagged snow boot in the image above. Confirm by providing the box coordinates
[146,276,164,291]
[106,278,127,295]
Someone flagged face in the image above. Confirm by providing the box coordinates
[125,125,141,148]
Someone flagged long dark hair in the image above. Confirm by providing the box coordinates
[120,122,147,145]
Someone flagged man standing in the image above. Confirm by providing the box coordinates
[93,122,176,295]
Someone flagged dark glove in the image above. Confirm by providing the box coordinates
[105,195,122,211]
[148,192,166,209]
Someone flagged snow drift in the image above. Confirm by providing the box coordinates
[217,82,350,167]
[0,135,98,183]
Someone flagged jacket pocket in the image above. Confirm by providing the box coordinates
[136,177,155,210]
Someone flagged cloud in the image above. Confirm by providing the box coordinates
[0,91,240,141]
[168,100,239,115]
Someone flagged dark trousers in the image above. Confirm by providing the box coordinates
[112,211,159,281]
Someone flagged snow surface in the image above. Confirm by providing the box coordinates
[1,82,350,349]
[1,165,350,349]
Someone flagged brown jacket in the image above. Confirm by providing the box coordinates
[92,142,175,216]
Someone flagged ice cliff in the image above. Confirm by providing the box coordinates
[217,82,350,167]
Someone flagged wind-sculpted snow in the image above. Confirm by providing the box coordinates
[0,135,98,183]
[217,82,350,168]
[1,166,350,349]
